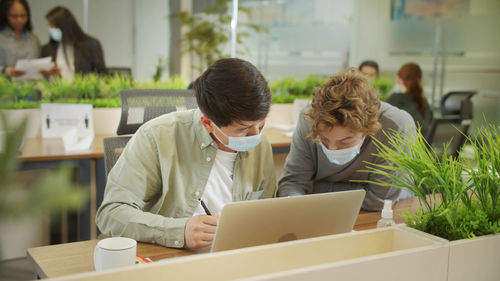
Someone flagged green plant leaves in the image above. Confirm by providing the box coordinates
[372,76,394,101]
[359,125,500,240]
[0,113,87,219]
[170,0,268,72]
[0,74,187,109]
[270,75,325,104]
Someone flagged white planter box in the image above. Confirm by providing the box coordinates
[53,226,449,281]
[447,233,500,281]
[3,105,292,138]
[1,108,121,138]
[92,108,120,135]
[0,108,41,139]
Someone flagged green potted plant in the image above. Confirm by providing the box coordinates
[269,75,325,104]
[360,125,500,281]
[170,0,268,73]
[371,76,394,101]
[0,73,189,137]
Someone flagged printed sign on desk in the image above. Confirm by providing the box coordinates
[41,103,94,138]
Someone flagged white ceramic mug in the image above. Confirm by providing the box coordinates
[94,237,137,271]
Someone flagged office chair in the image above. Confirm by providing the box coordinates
[103,136,132,176]
[106,67,133,79]
[116,89,198,135]
[425,91,476,159]
[440,91,476,119]
[426,118,470,159]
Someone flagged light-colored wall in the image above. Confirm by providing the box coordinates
[351,0,500,91]
[351,0,500,128]
[87,0,135,76]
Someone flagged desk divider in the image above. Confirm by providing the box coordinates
[48,226,449,281]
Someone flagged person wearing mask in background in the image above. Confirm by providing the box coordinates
[386,63,433,137]
[41,6,106,80]
[96,58,276,250]
[359,60,379,80]
[0,0,40,78]
[278,68,415,211]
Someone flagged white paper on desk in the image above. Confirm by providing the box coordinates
[62,127,94,152]
[14,56,54,80]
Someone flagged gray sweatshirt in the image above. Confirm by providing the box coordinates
[277,102,416,211]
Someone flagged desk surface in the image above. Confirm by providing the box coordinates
[19,128,291,162]
[27,196,421,279]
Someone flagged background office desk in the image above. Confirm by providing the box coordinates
[18,130,292,242]
[27,196,421,279]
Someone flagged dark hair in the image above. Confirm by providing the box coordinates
[46,6,91,45]
[398,62,426,116]
[193,58,271,127]
[358,60,379,74]
[0,0,32,31]
[46,6,102,70]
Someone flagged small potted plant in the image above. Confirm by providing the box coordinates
[360,125,500,281]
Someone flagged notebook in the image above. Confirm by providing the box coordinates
[211,189,366,252]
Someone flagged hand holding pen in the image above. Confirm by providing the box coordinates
[199,198,212,215]
[184,198,218,249]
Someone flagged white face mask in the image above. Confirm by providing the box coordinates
[49,27,62,42]
[320,140,362,165]
[212,123,263,152]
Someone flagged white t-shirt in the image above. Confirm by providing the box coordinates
[193,149,237,216]
[56,43,75,81]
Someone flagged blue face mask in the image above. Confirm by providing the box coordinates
[212,123,263,152]
[49,28,62,42]
[320,141,362,166]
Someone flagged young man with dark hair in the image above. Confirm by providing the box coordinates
[97,58,276,249]
[359,60,379,80]
[278,68,414,211]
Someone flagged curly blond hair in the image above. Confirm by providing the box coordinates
[305,68,381,142]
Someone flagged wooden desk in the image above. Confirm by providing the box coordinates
[27,240,195,279]
[264,128,292,153]
[19,135,112,162]
[19,130,291,162]
[27,196,421,279]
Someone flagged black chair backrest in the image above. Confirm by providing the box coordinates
[440,91,476,119]
[103,136,132,176]
[426,118,470,159]
[116,89,198,135]
[106,67,133,78]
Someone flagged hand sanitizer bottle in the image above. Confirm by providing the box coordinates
[377,200,395,228]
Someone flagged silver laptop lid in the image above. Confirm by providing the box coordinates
[211,189,366,252]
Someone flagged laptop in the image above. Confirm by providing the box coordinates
[211,189,366,252]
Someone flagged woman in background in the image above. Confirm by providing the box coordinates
[386,63,433,137]
[0,0,40,78]
[41,6,106,80]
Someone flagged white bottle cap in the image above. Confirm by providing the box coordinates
[381,199,393,218]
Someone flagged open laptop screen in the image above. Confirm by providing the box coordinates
[211,189,366,252]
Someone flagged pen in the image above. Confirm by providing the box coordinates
[199,198,212,215]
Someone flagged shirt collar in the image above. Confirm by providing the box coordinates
[192,108,248,155]
[1,27,27,39]
[193,108,217,150]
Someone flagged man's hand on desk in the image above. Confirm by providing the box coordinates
[184,214,219,249]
